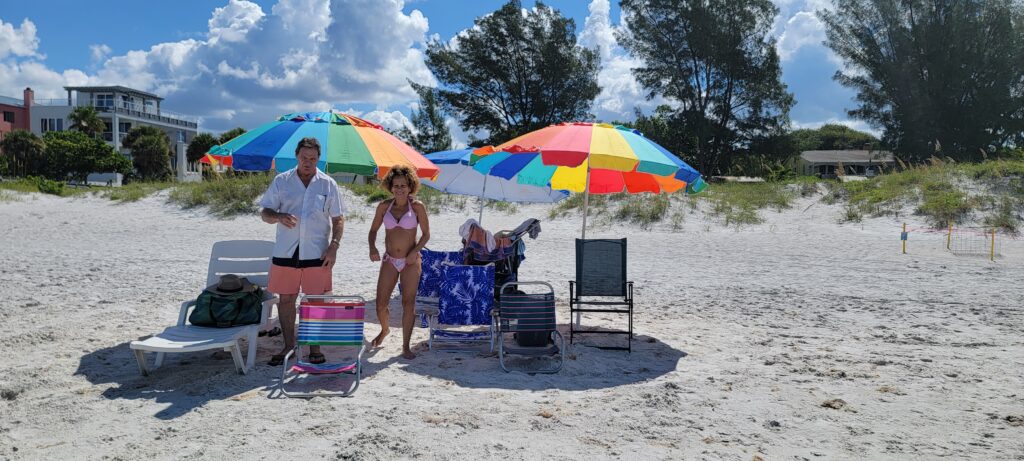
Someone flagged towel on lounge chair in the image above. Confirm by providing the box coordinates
[461,219,515,263]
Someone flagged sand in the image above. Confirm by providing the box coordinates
[1,188,1022,460]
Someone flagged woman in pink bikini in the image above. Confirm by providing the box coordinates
[368,165,430,359]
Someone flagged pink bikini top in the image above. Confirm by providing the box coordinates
[383,200,418,230]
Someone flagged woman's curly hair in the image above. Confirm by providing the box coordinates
[380,165,420,195]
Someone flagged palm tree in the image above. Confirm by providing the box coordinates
[0,129,45,177]
[68,106,106,138]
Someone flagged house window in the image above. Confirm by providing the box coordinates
[119,122,132,133]
[177,130,186,143]
[95,94,114,108]
[41,118,64,132]
[144,100,155,114]
[2,111,13,123]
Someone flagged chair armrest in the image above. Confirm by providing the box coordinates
[261,295,279,327]
[177,300,197,326]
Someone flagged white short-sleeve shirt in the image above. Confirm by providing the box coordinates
[259,168,347,260]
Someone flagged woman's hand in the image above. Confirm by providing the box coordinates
[369,247,381,262]
[406,251,421,266]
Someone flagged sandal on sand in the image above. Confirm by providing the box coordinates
[268,354,285,366]
[258,326,283,337]
[307,352,326,364]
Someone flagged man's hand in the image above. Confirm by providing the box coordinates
[278,213,298,229]
[321,242,339,268]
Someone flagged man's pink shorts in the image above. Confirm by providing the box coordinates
[268,264,332,295]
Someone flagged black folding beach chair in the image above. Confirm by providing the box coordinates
[569,238,633,352]
[494,281,564,373]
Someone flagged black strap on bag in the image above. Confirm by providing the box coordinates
[189,286,264,328]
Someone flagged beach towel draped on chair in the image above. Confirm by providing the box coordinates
[279,295,366,398]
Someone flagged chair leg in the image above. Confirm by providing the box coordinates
[229,344,246,375]
[154,352,165,369]
[246,333,258,373]
[133,349,149,376]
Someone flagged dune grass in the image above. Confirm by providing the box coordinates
[98,182,174,202]
[822,160,1024,230]
[702,182,796,227]
[167,173,273,217]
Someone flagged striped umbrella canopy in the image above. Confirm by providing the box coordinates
[203,111,438,179]
[472,122,706,194]
[422,149,568,225]
[473,122,706,238]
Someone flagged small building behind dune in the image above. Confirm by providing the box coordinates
[799,149,895,179]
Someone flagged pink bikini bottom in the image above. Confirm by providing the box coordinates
[383,253,407,272]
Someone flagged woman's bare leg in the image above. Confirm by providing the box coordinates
[371,261,400,347]
[398,260,422,359]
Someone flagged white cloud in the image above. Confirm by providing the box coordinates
[776,12,826,62]
[207,0,266,44]
[0,0,434,133]
[361,109,413,132]
[578,0,663,121]
[89,44,112,64]
[0,18,41,59]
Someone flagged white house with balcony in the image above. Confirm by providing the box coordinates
[27,85,200,183]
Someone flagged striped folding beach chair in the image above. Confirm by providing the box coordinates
[279,295,366,398]
[495,282,564,373]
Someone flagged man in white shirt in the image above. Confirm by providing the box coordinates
[259,137,347,366]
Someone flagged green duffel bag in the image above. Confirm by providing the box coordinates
[188,275,264,328]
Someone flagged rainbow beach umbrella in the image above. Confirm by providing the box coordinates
[473,122,706,238]
[203,111,438,179]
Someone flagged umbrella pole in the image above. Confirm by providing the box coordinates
[478,172,488,225]
[577,162,592,328]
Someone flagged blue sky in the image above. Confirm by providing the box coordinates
[0,0,866,144]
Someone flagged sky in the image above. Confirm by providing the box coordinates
[0,0,869,146]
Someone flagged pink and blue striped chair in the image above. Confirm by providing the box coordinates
[279,295,366,398]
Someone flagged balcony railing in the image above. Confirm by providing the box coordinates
[28,98,198,128]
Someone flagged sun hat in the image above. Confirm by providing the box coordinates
[205,274,258,295]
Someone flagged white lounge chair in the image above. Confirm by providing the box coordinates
[130,240,279,375]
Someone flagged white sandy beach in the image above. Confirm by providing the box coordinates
[1,188,1022,460]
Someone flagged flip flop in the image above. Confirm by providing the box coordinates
[307,352,326,364]
[258,326,283,337]
[268,354,285,366]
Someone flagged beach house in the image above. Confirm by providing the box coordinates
[799,149,895,179]
[1,86,200,183]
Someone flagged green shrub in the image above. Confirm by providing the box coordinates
[982,198,1020,233]
[702,182,793,227]
[614,194,668,227]
[168,174,273,217]
[0,190,18,202]
[32,176,65,196]
[344,183,391,204]
[100,182,173,202]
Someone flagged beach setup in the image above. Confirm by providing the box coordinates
[422,148,569,224]
[202,111,439,179]
[472,122,706,237]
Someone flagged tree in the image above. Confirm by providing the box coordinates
[122,125,169,151]
[0,130,46,177]
[424,0,600,144]
[394,83,453,154]
[790,124,880,153]
[68,106,106,138]
[618,0,794,175]
[187,132,218,163]
[131,135,173,181]
[42,131,131,182]
[820,0,1024,163]
[218,127,247,145]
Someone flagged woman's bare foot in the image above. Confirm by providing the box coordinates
[401,349,416,359]
[370,328,390,347]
